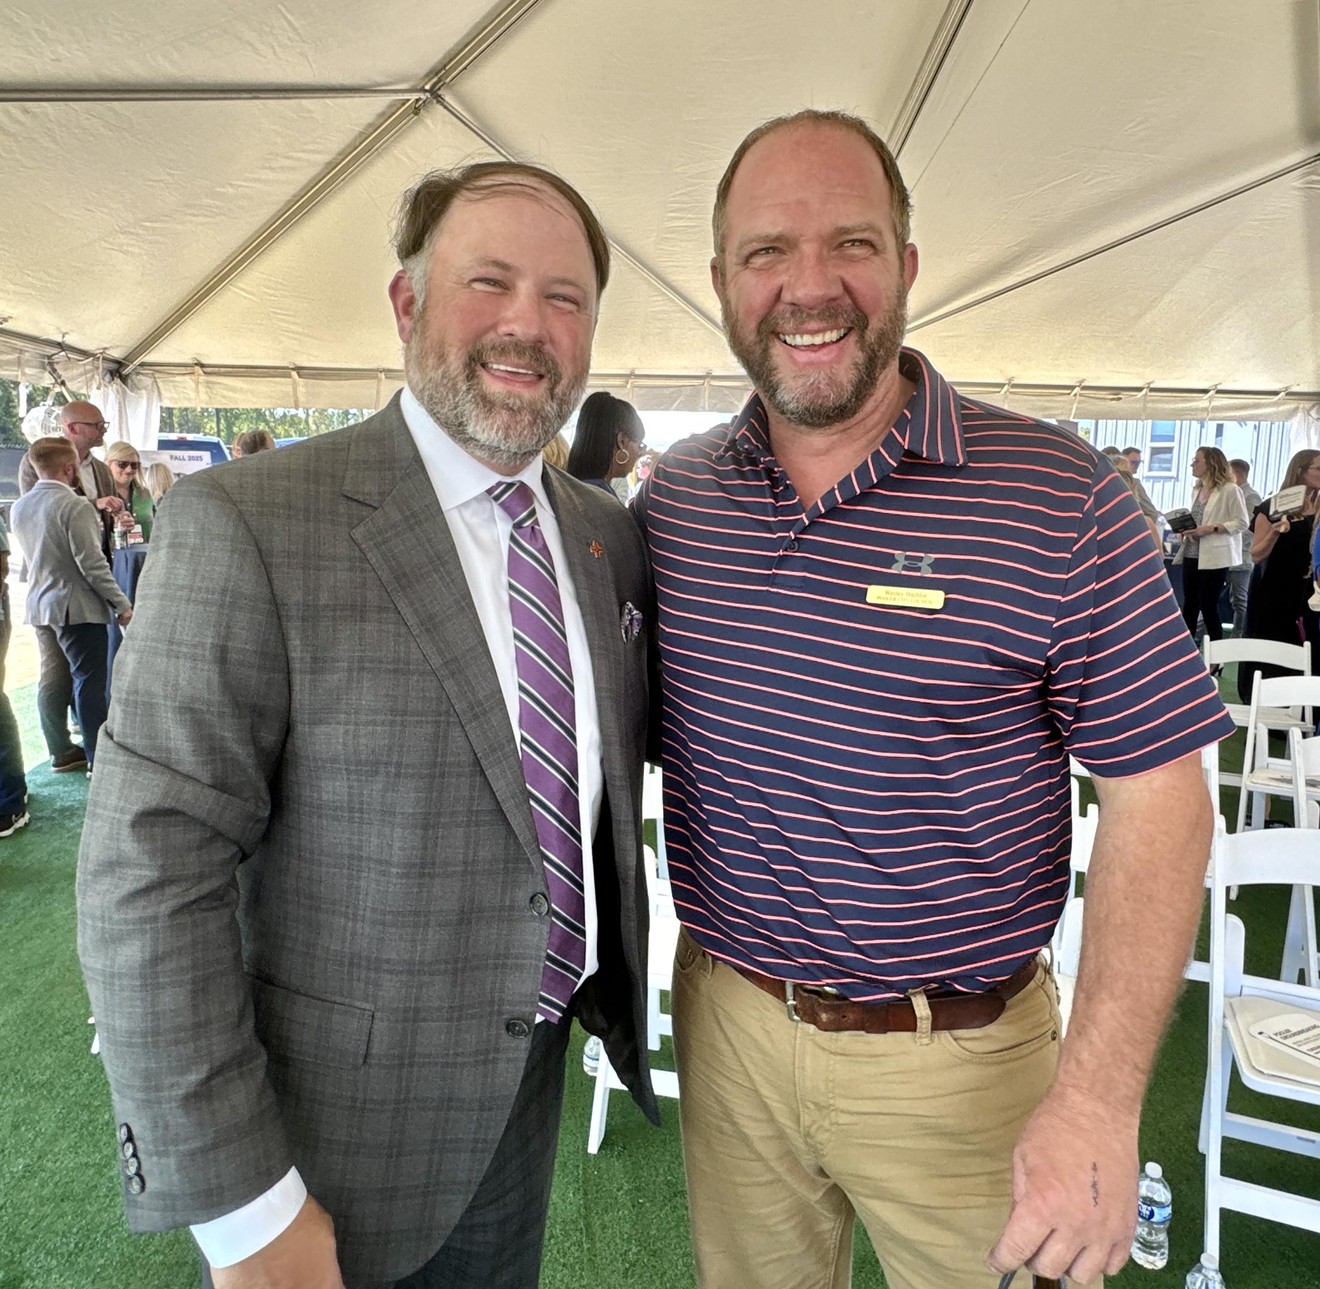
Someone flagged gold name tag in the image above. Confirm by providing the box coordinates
[865,584,945,610]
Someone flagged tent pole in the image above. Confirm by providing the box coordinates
[911,150,1320,333]
[117,0,550,376]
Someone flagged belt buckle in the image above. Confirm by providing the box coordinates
[783,980,842,1023]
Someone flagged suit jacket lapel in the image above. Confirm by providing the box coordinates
[343,401,541,870]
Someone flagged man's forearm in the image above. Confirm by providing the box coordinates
[1056,752,1214,1107]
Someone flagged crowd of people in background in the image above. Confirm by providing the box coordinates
[1103,440,1320,679]
[0,411,274,841]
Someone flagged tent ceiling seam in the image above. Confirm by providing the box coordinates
[910,149,1320,333]
[88,355,1320,406]
[890,0,976,156]
[116,0,550,375]
[0,86,435,103]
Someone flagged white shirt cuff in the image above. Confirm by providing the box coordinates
[190,1167,307,1269]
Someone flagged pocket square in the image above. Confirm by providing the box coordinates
[620,601,643,643]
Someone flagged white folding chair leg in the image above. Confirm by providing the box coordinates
[1198,1039,1233,1157]
[586,1052,616,1155]
[1279,885,1319,988]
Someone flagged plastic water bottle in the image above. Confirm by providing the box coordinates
[1131,1161,1172,1269]
[1185,1252,1226,1288]
[582,1034,602,1076]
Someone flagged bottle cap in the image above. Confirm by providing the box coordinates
[1144,1161,1163,1178]
[1201,1253,1219,1270]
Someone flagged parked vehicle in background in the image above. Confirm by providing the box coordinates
[275,436,306,448]
[0,445,27,525]
[149,435,230,475]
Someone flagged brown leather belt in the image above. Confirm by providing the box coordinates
[730,957,1040,1034]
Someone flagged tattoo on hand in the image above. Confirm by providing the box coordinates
[1091,1162,1100,1208]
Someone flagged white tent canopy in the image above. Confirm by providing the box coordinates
[1,0,1318,430]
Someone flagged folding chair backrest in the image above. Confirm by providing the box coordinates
[1214,826,1319,895]
[1204,636,1311,674]
[1255,673,1320,720]
[1209,828,1313,1011]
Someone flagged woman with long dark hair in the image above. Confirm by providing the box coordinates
[566,391,645,499]
[1176,445,1248,645]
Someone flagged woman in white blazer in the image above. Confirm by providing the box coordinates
[1178,444,1249,648]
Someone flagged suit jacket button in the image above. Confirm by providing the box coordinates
[117,1124,134,1146]
[530,893,549,917]
[123,1155,141,1177]
[126,1174,146,1196]
[505,1018,531,1039]
[120,1140,137,1161]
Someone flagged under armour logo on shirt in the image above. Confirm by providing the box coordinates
[891,552,936,575]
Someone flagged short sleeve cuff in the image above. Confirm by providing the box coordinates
[190,1166,307,1269]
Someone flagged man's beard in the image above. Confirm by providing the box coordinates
[723,282,908,430]
[405,311,587,470]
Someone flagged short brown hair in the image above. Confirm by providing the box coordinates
[712,109,912,263]
[394,161,610,300]
[29,436,77,477]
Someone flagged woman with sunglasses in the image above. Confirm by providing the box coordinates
[103,441,156,542]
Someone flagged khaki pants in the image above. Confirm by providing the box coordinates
[672,929,1096,1289]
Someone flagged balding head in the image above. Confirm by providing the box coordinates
[60,401,110,457]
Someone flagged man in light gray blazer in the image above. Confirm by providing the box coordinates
[20,401,125,773]
[78,161,657,1289]
[10,435,133,770]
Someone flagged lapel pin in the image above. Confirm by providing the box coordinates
[590,540,604,559]
[620,601,643,643]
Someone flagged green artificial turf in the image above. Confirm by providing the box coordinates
[1,671,1317,1287]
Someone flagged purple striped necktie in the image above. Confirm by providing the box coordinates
[488,480,585,1023]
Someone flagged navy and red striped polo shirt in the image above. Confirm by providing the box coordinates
[636,348,1232,1001]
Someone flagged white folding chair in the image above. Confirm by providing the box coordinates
[1202,638,1311,756]
[587,845,681,1153]
[1200,826,1320,1266]
[1057,749,1220,979]
[1236,673,1320,832]
[1291,727,1320,830]
[641,763,669,882]
[1278,730,1320,989]
[1052,896,1085,1034]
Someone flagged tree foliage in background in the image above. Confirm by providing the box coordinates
[0,379,56,446]
[0,379,369,446]
[161,405,369,441]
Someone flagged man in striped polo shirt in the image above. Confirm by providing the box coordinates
[636,110,1232,1289]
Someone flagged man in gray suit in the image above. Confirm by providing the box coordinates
[78,161,656,1289]
[10,436,133,770]
[19,401,124,773]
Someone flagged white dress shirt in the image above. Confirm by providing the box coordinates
[192,389,604,1267]
[77,454,100,501]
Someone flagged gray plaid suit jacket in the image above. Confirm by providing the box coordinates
[77,397,658,1283]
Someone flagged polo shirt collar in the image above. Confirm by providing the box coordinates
[715,346,967,470]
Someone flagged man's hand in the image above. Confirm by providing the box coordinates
[211,1195,344,1289]
[117,606,133,627]
[94,495,126,514]
[988,1081,1139,1286]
